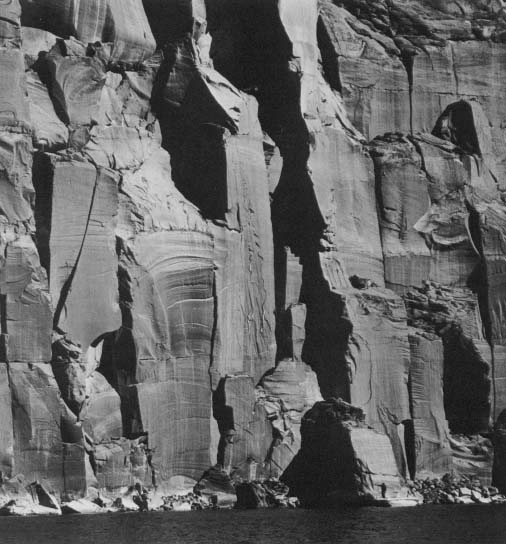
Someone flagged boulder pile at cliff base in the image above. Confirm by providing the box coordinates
[409,474,506,505]
[2,474,506,515]
[0,477,299,516]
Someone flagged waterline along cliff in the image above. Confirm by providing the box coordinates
[1,0,506,507]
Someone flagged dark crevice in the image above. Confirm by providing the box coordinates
[207,0,345,403]
[87,445,98,477]
[271,162,325,255]
[3,362,13,476]
[433,101,481,155]
[466,202,492,344]
[96,332,117,389]
[405,332,416,479]
[403,419,416,480]
[400,52,415,135]
[492,347,497,426]
[32,52,71,127]
[317,15,342,93]
[300,252,352,401]
[102,5,116,45]
[170,124,228,220]
[273,243,288,362]
[212,378,234,468]
[99,329,138,438]
[146,441,157,487]
[143,0,201,47]
[206,1,293,94]
[19,1,74,39]
[0,295,7,337]
[442,325,491,434]
[32,152,54,276]
[371,150,389,288]
[96,249,138,439]
[151,40,229,221]
[466,200,496,424]
[208,269,219,389]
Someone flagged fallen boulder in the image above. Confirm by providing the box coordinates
[111,496,139,512]
[235,480,298,509]
[62,499,103,515]
[194,466,236,508]
[26,481,61,513]
[282,398,411,506]
[0,499,61,516]
[235,482,271,509]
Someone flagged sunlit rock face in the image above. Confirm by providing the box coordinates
[20,0,156,62]
[282,399,411,506]
[408,329,452,478]
[0,0,506,499]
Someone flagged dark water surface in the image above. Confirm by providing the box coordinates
[1,505,506,544]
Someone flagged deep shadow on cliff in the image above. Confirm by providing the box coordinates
[0,0,506,509]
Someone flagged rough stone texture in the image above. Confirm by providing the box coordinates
[257,360,322,477]
[34,154,121,352]
[83,371,122,443]
[26,70,68,151]
[405,283,491,432]
[318,2,410,140]
[0,130,34,225]
[1,236,53,364]
[113,230,216,481]
[0,365,14,477]
[213,375,271,478]
[20,0,156,63]
[93,439,151,491]
[9,363,67,492]
[1,0,506,498]
[371,135,476,293]
[282,399,410,506]
[408,329,452,477]
[0,0,64,494]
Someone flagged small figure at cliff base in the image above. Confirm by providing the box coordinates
[380,483,387,499]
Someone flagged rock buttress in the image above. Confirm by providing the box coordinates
[1,0,506,497]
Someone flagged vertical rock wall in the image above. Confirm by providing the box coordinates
[0,0,505,496]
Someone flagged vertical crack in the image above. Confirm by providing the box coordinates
[400,51,415,135]
[466,201,495,422]
[53,166,101,331]
[450,42,460,97]
[208,267,219,390]
[0,294,7,337]
[317,15,342,93]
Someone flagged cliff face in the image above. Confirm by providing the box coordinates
[1,0,505,498]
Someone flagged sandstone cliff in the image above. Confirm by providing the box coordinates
[0,0,505,502]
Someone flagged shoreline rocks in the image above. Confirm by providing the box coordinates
[408,473,506,505]
[2,472,505,516]
[235,480,299,509]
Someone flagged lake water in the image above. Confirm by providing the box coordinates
[1,505,505,544]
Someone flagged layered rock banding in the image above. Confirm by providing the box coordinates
[0,0,506,506]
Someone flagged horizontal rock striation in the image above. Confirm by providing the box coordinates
[0,0,505,504]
